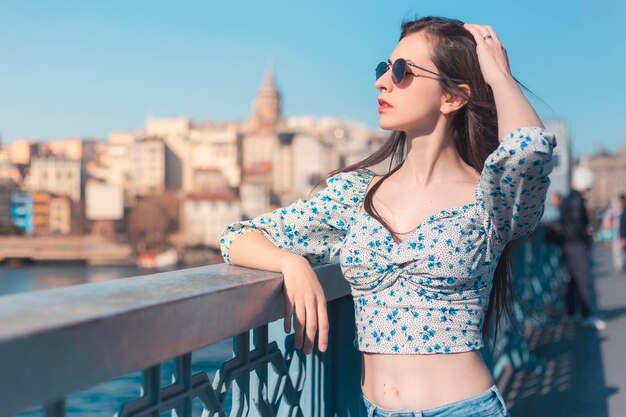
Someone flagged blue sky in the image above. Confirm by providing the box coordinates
[0,0,624,158]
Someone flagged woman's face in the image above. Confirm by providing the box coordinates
[375,32,445,134]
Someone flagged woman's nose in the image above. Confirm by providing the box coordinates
[375,70,393,91]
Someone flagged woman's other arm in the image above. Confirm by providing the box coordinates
[227,229,304,272]
[490,75,545,139]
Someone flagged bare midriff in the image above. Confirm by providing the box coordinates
[360,349,495,411]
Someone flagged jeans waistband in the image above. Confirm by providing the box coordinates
[360,384,505,417]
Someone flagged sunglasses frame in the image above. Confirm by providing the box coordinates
[376,58,466,85]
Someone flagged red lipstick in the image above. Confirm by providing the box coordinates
[378,98,392,112]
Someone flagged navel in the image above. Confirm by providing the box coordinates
[382,383,401,397]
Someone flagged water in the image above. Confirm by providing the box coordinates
[0,264,177,297]
[0,265,235,417]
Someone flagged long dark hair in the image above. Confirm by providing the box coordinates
[318,16,544,348]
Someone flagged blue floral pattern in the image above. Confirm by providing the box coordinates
[220,126,557,354]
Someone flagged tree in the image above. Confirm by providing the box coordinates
[127,191,179,251]
[0,223,24,235]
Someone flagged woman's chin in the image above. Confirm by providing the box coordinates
[378,119,397,131]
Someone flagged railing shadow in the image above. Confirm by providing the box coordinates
[501,242,626,417]
[503,320,615,417]
[600,306,626,322]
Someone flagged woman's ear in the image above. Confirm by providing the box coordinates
[440,83,471,115]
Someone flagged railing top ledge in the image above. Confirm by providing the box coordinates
[0,260,348,344]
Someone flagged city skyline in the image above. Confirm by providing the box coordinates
[1,0,624,159]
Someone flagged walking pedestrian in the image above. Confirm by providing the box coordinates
[560,166,607,330]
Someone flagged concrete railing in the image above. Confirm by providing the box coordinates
[0,225,567,417]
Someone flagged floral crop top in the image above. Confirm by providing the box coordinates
[220,126,557,354]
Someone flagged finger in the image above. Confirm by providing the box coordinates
[465,23,497,47]
[484,25,502,45]
[485,26,504,49]
[284,297,293,333]
[303,298,318,354]
[317,299,329,352]
[463,23,488,47]
[294,300,306,349]
[477,24,494,41]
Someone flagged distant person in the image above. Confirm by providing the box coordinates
[619,194,626,272]
[549,191,563,208]
[560,166,607,330]
[599,203,615,248]
[544,191,564,245]
[609,194,626,271]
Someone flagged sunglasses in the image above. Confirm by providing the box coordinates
[375,58,463,85]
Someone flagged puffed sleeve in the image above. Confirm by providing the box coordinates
[477,125,558,243]
[219,168,374,265]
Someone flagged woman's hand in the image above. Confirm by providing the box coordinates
[464,22,543,135]
[280,255,329,354]
[463,23,513,88]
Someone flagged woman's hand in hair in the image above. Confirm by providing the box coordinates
[463,23,543,134]
[463,23,513,88]
[280,254,329,355]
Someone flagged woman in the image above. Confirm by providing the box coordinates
[221,16,556,417]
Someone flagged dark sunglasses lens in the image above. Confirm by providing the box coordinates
[392,59,406,85]
[375,62,388,80]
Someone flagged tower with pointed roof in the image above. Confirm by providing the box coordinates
[247,62,282,134]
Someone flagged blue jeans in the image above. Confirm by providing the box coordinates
[359,384,509,417]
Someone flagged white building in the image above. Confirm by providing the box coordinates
[49,195,72,235]
[103,132,136,205]
[239,182,271,220]
[189,124,242,190]
[103,133,166,203]
[0,149,20,183]
[145,117,191,137]
[131,138,165,196]
[85,182,124,221]
[545,120,572,197]
[182,190,241,247]
[543,119,572,221]
[28,157,82,202]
